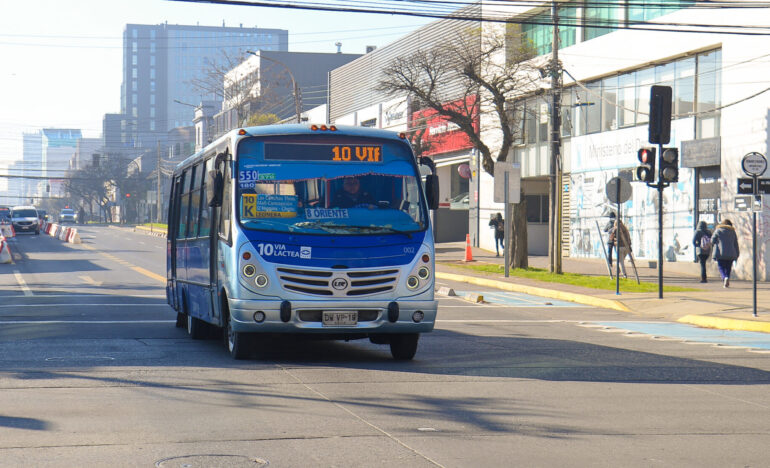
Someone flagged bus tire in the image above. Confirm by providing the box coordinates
[389,333,419,360]
[226,315,250,360]
[175,312,185,328]
[187,314,205,340]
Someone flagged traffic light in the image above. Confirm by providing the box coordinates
[125,193,131,198]
[636,147,656,183]
[660,147,679,183]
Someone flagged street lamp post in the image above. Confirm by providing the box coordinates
[246,50,302,123]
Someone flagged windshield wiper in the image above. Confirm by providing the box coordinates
[291,221,413,237]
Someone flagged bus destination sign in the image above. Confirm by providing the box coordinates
[265,143,382,163]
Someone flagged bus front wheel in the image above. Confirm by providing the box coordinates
[389,333,419,360]
[226,316,251,360]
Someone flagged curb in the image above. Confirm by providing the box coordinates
[436,271,631,313]
[678,314,770,334]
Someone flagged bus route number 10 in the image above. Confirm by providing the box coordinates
[332,145,381,163]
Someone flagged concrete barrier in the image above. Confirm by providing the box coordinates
[67,228,81,244]
[0,235,11,264]
[0,223,14,238]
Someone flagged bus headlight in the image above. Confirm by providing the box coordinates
[255,274,269,288]
[242,264,256,277]
[417,266,430,280]
[406,276,419,289]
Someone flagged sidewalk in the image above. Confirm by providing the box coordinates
[435,241,770,334]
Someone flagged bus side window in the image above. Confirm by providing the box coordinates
[176,170,189,240]
[188,163,202,237]
[199,158,214,237]
[218,161,231,241]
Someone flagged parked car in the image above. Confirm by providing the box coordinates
[59,208,77,223]
[449,192,469,210]
[10,206,39,235]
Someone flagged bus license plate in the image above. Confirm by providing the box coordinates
[322,311,357,326]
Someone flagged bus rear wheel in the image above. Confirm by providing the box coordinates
[389,333,419,360]
[187,314,205,340]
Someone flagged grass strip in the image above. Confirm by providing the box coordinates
[439,261,699,293]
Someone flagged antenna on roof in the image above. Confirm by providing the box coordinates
[335,42,342,53]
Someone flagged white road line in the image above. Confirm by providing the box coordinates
[13,270,33,296]
[438,319,573,323]
[0,320,175,324]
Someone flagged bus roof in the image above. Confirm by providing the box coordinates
[175,124,410,172]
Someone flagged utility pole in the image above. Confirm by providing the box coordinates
[549,4,563,273]
[156,142,162,223]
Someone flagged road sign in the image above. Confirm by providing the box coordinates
[493,162,521,203]
[606,177,632,204]
[735,196,752,212]
[742,152,767,177]
[737,178,770,194]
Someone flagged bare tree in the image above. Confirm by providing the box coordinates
[377,27,541,268]
[190,51,294,128]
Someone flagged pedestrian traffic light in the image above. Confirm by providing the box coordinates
[660,147,679,183]
[636,147,656,183]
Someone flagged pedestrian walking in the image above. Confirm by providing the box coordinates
[604,212,617,267]
[692,221,712,283]
[711,219,740,287]
[488,213,504,257]
[609,217,632,278]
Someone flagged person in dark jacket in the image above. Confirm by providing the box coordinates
[692,221,712,283]
[604,212,616,267]
[488,213,504,257]
[711,219,740,287]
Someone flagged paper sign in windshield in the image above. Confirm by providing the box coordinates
[305,208,349,219]
[242,194,297,218]
[238,170,276,189]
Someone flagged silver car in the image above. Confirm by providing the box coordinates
[59,208,77,224]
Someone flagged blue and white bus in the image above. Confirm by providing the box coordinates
[167,124,440,360]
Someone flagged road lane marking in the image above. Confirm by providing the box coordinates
[79,275,103,286]
[13,270,33,296]
[0,303,168,308]
[0,320,175,324]
[131,265,166,283]
[81,244,166,284]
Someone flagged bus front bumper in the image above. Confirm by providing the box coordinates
[228,298,438,334]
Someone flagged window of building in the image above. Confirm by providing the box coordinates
[150,42,156,53]
[617,72,636,127]
[132,29,137,39]
[584,1,622,41]
[635,67,654,125]
[522,7,578,56]
[675,57,695,118]
[150,107,155,118]
[131,94,137,105]
[132,41,137,53]
[601,75,618,131]
[150,55,155,66]
[132,68,137,79]
[150,120,155,131]
[150,94,155,105]
[585,81,602,134]
[696,49,721,139]
[132,54,137,66]
[150,68,155,79]
[538,102,549,143]
[526,194,548,223]
[628,0,693,22]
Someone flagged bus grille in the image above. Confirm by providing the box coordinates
[276,267,399,297]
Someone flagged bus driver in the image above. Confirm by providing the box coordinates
[332,176,376,209]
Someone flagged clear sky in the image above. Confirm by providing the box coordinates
[0,0,432,167]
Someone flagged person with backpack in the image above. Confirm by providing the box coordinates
[489,213,505,257]
[711,219,740,287]
[692,221,712,283]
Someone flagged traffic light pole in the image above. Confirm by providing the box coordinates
[657,143,664,299]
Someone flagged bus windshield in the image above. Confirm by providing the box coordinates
[236,137,427,236]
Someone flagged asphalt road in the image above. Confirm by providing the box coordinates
[0,226,769,467]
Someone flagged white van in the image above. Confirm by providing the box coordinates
[11,205,39,235]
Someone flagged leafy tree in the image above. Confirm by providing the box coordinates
[377,27,541,268]
[245,112,280,127]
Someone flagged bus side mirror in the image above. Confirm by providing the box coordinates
[206,170,223,207]
[425,174,439,210]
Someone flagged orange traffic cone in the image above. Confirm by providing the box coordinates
[464,233,474,262]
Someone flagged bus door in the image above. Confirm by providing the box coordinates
[204,153,229,323]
